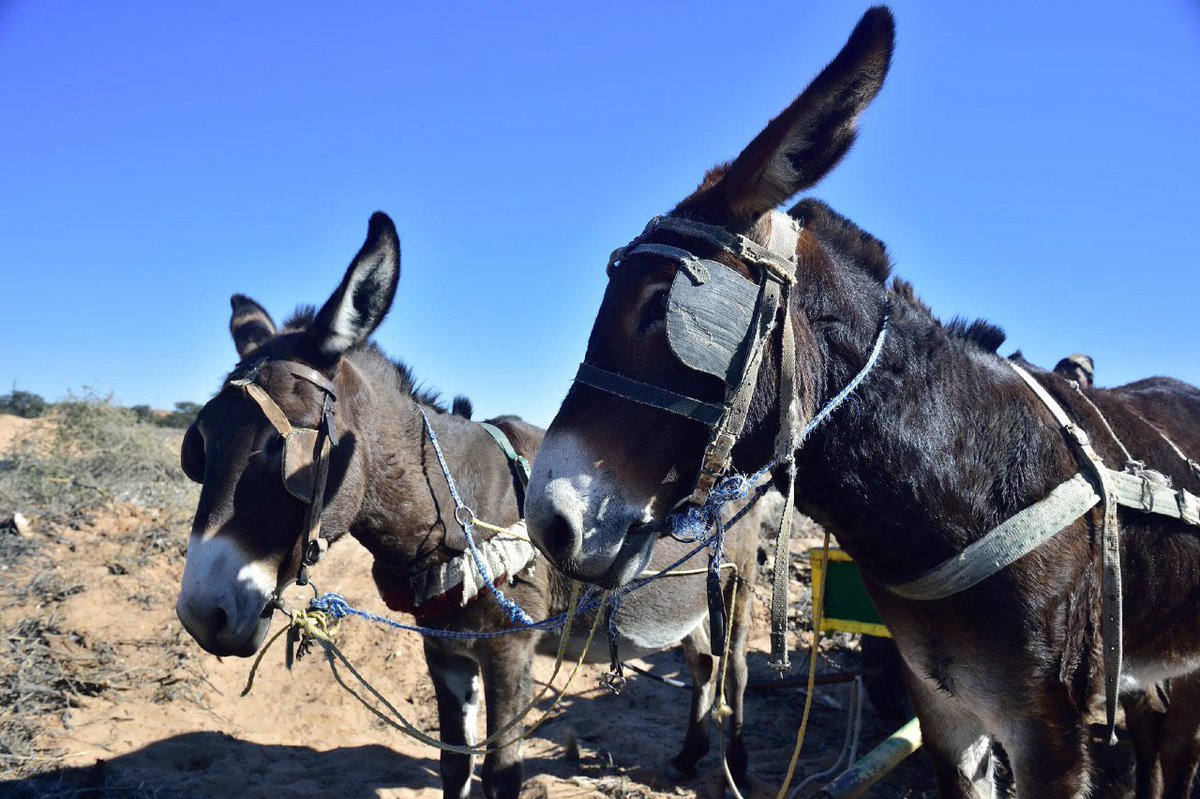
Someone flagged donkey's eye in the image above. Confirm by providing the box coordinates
[638,289,670,334]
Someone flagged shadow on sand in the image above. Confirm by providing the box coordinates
[1,730,440,798]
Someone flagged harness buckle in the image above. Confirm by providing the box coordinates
[454,505,476,530]
[303,537,328,567]
[703,433,736,473]
[599,670,627,696]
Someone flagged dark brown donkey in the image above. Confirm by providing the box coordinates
[173,213,758,799]
[1053,356,1200,799]
[523,8,1200,797]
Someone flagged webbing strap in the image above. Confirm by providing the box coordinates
[887,473,1102,600]
[1110,469,1200,526]
[479,421,533,515]
[573,363,725,426]
[478,422,532,488]
[1011,362,1122,744]
[769,299,801,673]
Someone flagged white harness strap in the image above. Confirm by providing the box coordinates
[887,473,1102,601]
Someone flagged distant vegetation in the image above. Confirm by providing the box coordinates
[0,391,199,526]
[1,391,200,429]
[0,391,48,419]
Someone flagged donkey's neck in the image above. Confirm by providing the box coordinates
[344,355,522,574]
[792,285,1077,586]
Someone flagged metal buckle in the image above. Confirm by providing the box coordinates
[303,537,328,566]
[599,671,627,696]
[702,433,736,474]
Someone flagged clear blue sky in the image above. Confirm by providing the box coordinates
[2,2,1197,427]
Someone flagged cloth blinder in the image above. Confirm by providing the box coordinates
[282,428,330,503]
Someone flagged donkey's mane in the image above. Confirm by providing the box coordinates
[283,305,455,413]
[890,279,1007,354]
[790,202,1006,355]
[791,198,892,284]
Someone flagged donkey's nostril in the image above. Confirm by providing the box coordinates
[539,513,581,566]
[206,605,229,635]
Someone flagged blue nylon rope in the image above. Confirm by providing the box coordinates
[417,406,534,627]
[309,533,718,640]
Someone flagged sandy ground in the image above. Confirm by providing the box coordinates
[0,487,945,799]
[0,415,37,453]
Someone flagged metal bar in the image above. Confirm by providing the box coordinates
[747,670,880,691]
[818,716,923,798]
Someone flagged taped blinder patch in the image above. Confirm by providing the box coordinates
[666,262,759,383]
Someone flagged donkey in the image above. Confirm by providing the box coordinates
[1055,355,1200,799]
[173,212,758,799]
[522,7,1200,797]
[1055,354,1095,391]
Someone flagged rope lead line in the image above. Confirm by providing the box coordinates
[246,583,605,757]
[775,529,831,799]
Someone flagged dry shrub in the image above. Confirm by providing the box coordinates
[0,392,197,534]
[0,395,199,786]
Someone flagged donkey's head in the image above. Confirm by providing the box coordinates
[175,213,399,656]
[1054,354,1094,390]
[525,8,895,586]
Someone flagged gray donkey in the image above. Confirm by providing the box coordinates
[174,212,760,799]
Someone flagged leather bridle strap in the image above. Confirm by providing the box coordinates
[574,363,726,426]
[228,358,339,588]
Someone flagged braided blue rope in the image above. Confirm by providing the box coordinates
[667,464,774,543]
[799,308,889,445]
[417,406,534,627]
[308,529,723,640]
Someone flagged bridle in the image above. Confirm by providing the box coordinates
[218,358,340,598]
[576,210,805,510]
[574,209,889,672]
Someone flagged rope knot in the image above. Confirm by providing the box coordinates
[311,592,352,621]
[667,471,756,543]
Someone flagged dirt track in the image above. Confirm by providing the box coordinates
[0,475,943,799]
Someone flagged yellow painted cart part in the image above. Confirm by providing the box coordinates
[809,547,892,639]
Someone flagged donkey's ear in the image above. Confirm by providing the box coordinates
[230,294,277,358]
[309,212,400,360]
[683,7,894,225]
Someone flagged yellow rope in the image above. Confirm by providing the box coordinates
[241,608,340,697]
[774,528,831,799]
[639,561,739,579]
[469,517,532,541]
[243,583,606,757]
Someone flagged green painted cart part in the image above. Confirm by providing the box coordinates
[819,717,923,798]
[810,548,891,639]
